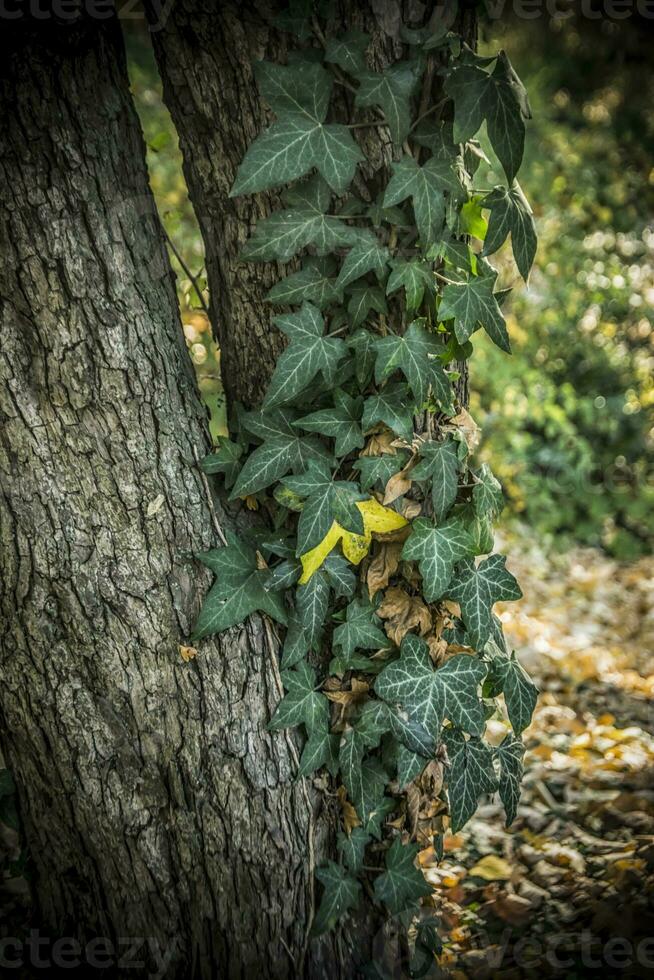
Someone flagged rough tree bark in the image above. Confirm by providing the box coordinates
[146,0,474,413]
[0,17,335,979]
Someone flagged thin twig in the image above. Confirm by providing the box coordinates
[408,97,448,135]
[192,444,228,545]
[263,615,316,971]
[346,119,387,130]
[164,228,211,320]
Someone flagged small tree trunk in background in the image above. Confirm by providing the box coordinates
[147,0,474,413]
[0,18,324,979]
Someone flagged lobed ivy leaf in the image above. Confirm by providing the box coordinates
[496,732,525,826]
[374,320,450,407]
[347,284,388,327]
[294,389,364,457]
[446,555,522,651]
[373,839,431,914]
[386,258,435,311]
[265,303,346,408]
[325,30,369,75]
[411,438,460,522]
[443,728,498,832]
[333,597,388,659]
[401,517,475,602]
[313,861,361,936]
[336,238,390,290]
[338,827,371,873]
[299,728,340,777]
[193,533,287,639]
[493,653,538,734]
[482,182,537,282]
[362,383,414,442]
[472,462,504,519]
[375,634,487,738]
[199,439,244,490]
[384,155,463,245]
[267,257,343,308]
[269,660,329,732]
[230,432,331,498]
[347,328,378,388]
[355,62,422,145]
[353,451,409,493]
[296,569,331,650]
[438,271,510,353]
[397,745,428,789]
[281,612,309,668]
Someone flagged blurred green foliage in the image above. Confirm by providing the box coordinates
[472,17,654,558]
[124,18,653,557]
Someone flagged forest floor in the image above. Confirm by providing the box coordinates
[422,529,654,979]
[1,532,652,977]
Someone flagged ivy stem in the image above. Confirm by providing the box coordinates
[434,270,460,286]
[409,97,449,135]
[346,119,388,129]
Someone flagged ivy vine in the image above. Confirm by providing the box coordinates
[194,1,538,948]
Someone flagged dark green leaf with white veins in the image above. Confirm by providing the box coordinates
[439,272,510,353]
[374,320,450,407]
[384,155,463,245]
[267,257,342,308]
[443,728,498,832]
[243,206,365,262]
[347,329,377,388]
[401,517,475,602]
[294,389,364,457]
[374,839,431,914]
[336,238,390,290]
[333,597,388,659]
[313,862,361,936]
[230,432,331,498]
[494,653,538,734]
[269,660,328,733]
[482,182,537,282]
[354,62,421,145]
[296,570,331,650]
[375,634,487,738]
[199,440,243,490]
[353,452,409,493]
[362,383,414,442]
[193,533,287,639]
[397,745,428,789]
[325,30,369,74]
[299,728,340,777]
[472,463,504,519]
[412,438,460,522]
[347,284,387,327]
[386,259,435,311]
[446,555,522,651]
[340,732,388,823]
[496,732,525,826]
[338,827,370,874]
[265,303,346,408]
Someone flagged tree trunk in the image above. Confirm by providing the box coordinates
[146,0,475,412]
[0,17,328,979]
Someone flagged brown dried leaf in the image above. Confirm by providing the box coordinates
[398,499,422,520]
[425,633,448,666]
[179,644,198,662]
[255,550,268,571]
[338,785,361,834]
[325,679,369,706]
[383,467,412,505]
[449,407,481,453]
[377,586,432,646]
[360,427,397,457]
[367,541,403,598]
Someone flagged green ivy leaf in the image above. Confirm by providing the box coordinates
[325,31,369,75]
[472,463,504,519]
[333,597,388,660]
[373,839,431,914]
[313,861,361,936]
[443,729,498,832]
[230,432,331,498]
[411,438,460,522]
[374,321,450,407]
[494,653,538,734]
[353,452,409,493]
[439,271,510,353]
[281,612,309,668]
[375,634,487,738]
[269,660,329,732]
[347,328,377,388]
[267,257,343,308]
[445,53,531,183]
[338,827,371,873]
[255,60,332,119]
[347,284,388,327]
[299,727,340,776]
[401,517,475,602]
[267,558,302,591]
[296,568,331,650]
[199,439,243,490]
[323,553,357,599]
[336,238,390,290]
[386,258,435,312]
[482,182,536,282]
[384,155,463,245]
[283,461,364,553]
[355,63,421,145]
[446,555,522,651]
[265,303,346,408]
[243,206,366,262]
[496,732,525,826]
[294,389,365,457]
[397,745,427,789]
[193,533,287,639]
[362,384,414,442]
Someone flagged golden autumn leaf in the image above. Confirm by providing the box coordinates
[469,854,513,881]
[298,498,408,584]
[179,644,198,662]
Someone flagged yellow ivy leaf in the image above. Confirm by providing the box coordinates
[299,498,408,584]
